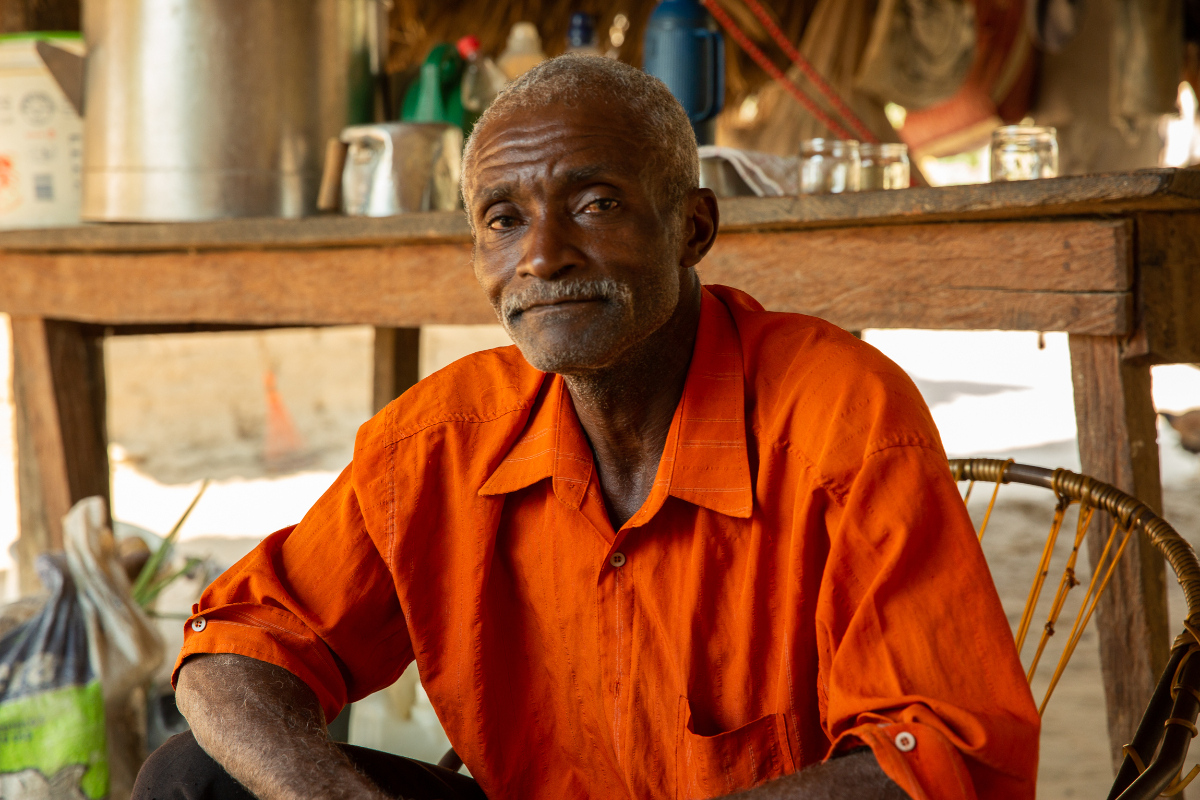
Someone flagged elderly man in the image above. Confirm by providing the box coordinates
[136,56,1038,800]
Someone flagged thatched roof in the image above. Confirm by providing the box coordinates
[386,0,826,106]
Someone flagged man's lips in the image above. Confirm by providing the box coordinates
[514,297,605,315]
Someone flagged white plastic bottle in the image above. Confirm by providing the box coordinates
[497,22,547,81]
[0,33,84,229]
[457,36,508,115]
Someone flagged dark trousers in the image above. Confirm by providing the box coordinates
[133,732,488,800]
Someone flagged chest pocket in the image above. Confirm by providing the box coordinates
[676,698,799,800]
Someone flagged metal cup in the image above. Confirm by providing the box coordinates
[340,123,463,216]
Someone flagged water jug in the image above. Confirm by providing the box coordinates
[642,0,725,145]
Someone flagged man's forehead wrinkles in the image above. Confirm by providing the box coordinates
[477,133,624,169]
[474,146,630,196]
[466,106,657,201]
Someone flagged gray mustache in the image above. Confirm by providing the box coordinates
[501,278,631,319]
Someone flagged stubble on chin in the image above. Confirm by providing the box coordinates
[504,299,635,374]
[495,265,681,376]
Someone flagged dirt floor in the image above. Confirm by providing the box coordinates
[3,319,1200,797]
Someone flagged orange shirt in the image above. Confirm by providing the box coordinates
[176,286,1039,800]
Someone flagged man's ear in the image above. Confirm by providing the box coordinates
[680,188,719,269]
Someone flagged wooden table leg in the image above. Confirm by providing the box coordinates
[373,327,421,415]
[1069,333,1171,772]
[11,317,109,594]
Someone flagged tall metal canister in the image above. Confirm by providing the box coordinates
[82,0,386,221]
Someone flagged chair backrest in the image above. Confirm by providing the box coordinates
[950,458,1200,800]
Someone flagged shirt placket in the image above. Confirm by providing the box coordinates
[597,532,637,780]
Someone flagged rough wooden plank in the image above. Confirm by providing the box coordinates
[718,169,1200,231]
[1126,212,1200,364]
[1069,334,1171,772]
[720,287,1129,335]
[0,222,1130,333]
[373,327,421,414]
[10,318,109,589]
[708,220,1132,292]
[702,222,1132,334]
[0,210,473,253]
[0,243,494,327]
[0,170,1195,254]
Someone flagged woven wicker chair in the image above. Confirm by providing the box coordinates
[950,458,1200,800]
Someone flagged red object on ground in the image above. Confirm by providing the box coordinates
[262,369,305,467]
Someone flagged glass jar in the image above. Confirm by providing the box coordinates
[799,139,860,194]
[990,126,1058,181]
[860,143,910,190]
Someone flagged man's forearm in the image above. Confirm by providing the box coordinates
[176,653,387,800]
[723,749,910,800]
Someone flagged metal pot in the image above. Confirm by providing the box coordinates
[82,0,387,221]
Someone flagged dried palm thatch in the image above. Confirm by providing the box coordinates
[386,0,822,107]
[716,0,910,158]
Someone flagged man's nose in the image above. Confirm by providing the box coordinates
[517,212,582,281]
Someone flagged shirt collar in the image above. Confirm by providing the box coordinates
[479,287,753,521]
[478,374,594,508]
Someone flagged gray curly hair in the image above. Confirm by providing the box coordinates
[461,54,699,218]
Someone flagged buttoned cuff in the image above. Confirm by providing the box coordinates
[828,720,978,800]
[172,601,348,725]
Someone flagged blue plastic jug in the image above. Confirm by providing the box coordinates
[642,0,725,145]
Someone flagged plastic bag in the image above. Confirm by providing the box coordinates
[0,497,164,800]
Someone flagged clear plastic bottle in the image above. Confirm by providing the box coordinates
[497,22,547,81]
[566,12,602,56]
[457,36,508,115]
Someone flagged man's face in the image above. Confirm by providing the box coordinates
[466,99,686,375]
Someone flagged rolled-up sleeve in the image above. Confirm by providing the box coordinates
[172,451,412,725]
[818,444,1040,800]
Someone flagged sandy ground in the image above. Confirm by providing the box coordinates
[2,316,1199,797]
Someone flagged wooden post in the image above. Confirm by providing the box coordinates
[373,327,420,414]
[1069,334,1171,772]
[11,317,109,594]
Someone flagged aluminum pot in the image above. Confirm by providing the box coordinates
[82,0,386,221]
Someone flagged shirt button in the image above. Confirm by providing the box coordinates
[609,552,626,568]
[191,616,207,633]
[894,731,916,752]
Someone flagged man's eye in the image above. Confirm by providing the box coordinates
[487,215,518,230]
[584,198,619,213]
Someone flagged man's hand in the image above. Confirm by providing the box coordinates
[722,749,910,800]
[176,653,389,800]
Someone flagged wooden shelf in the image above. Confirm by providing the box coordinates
[0,169,1196,254]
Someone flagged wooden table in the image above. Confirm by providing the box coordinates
[3,169,1198,767]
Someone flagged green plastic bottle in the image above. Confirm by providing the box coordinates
[401,43,466,130]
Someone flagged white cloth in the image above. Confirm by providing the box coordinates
[698,145,799,197]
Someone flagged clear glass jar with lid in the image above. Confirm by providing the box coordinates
[860,143,910,190]
[990,126,1058,181]
[799,139,860,194]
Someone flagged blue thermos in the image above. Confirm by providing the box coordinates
[642,0,725,146]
